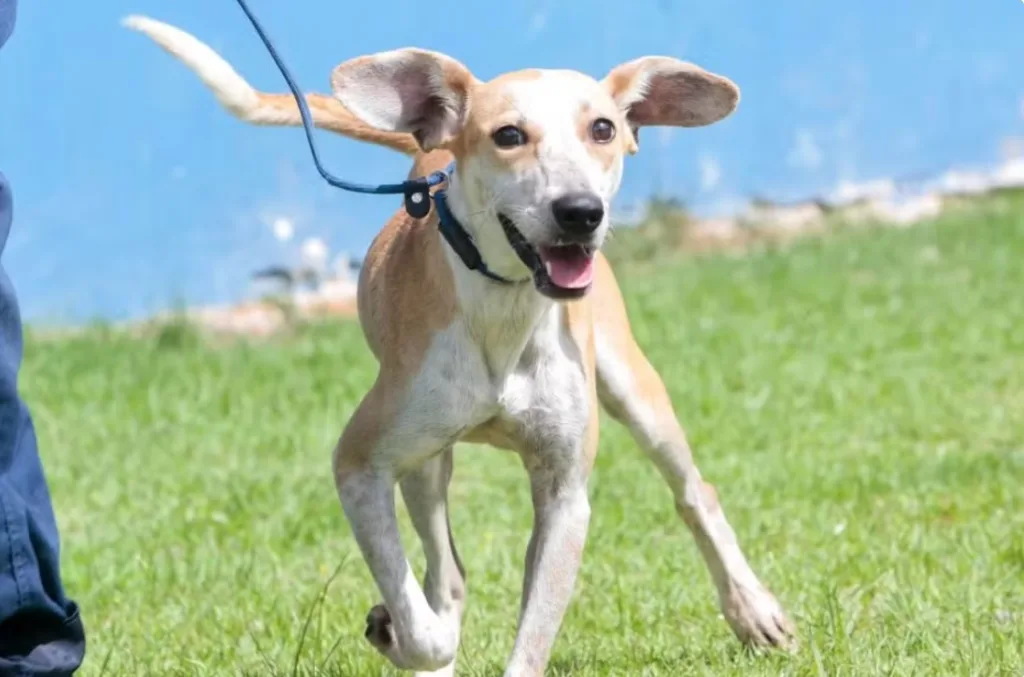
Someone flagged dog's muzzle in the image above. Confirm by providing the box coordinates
[498,214,597,300]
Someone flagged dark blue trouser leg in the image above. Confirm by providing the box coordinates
[0,2,87,660]
[0,175,86,670]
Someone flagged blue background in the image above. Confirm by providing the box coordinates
[0,0,1021,322]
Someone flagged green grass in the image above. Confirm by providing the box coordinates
[23,194,1024,676]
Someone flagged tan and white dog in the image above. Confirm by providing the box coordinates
[124,15,795,676]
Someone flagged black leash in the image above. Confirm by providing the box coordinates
[232,0,517,284]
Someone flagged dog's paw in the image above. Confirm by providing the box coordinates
[364,604,396,652]
[363,603,457,673]
[721,584,796,652]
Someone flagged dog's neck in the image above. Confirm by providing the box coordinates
[440,173,560,377]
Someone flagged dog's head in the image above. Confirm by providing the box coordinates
[331,51,739,299]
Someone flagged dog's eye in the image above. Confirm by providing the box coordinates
[591,118,616,144]
[492,125,528,149]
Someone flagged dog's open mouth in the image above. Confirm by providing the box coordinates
[498,214,596,299]
[538,243,596,289]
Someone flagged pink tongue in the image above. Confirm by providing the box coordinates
[543,251,595,289]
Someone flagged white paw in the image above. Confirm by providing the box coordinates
[413,664,457,677]
[363,604,458,672]
[720,583,796,651]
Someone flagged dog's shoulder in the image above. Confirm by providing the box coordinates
[356,153,459,368]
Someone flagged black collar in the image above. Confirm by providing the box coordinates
[432,180,530,286]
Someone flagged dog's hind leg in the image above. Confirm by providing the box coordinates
[334,383,462,673]
[591,256,796,650]
[398,447,466,677]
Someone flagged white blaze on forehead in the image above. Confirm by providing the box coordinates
[501,70,623,197]
[502,69,600,118]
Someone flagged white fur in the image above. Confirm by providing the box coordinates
[331,50,425,132]
[454,71,625,280]
[122,16,259,118]
[338,293,594,675]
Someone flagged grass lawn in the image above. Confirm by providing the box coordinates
[23,194,1024,676]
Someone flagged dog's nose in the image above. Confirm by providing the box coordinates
[551,192,605,234]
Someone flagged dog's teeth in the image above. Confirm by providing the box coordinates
[544,260,554,276]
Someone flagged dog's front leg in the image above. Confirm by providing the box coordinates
[593,304,796,650]
[334,388,461,673]
[399,447,465,677]
[504,451,593,677]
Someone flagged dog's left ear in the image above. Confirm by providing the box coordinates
[602,57,739,151]
[331,48,478,151]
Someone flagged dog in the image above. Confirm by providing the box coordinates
[124,15,795,676]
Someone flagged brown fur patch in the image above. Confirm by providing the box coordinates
[591,253,689,450]
[254,92,421,155]
[446,75,546,171]
[457,78,536,145]
[700,482,720,513]
[335,150,460,472]
[358,150,459,370]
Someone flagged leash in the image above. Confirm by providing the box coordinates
[232,0,516,285]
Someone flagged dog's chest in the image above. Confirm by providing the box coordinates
[459,315,590,454]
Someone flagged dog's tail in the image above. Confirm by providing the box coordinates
[121,15,420,156]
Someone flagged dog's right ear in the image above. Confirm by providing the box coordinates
[331,49,477,152]
[602,57,739,132]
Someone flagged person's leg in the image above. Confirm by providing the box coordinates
[0,4,87,668]
[0,253,86,671]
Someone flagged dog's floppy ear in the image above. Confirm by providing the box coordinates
[602,57,739,138]
[331,48,477,151]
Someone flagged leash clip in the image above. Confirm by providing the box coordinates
[403,169,450,220]
[403,185,431,219]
